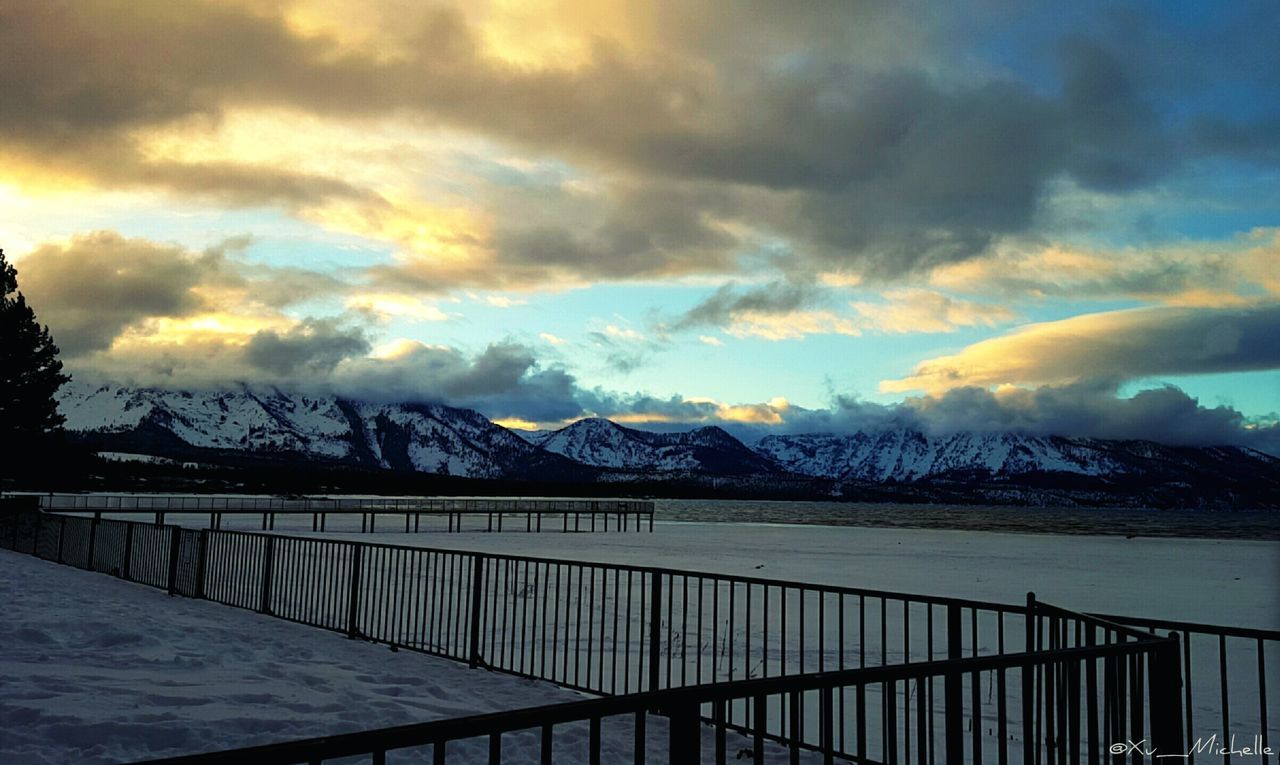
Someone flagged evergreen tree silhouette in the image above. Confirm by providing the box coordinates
[1,248,70,454]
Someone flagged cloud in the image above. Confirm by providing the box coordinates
[882,305,1280,394]
[672,280,825,331]
[331,340,585,422]
[850,289,1015,334]
[243,319,371,377]
[15,233,213,356]
[928,230,1280,307]
[698,335,723,346]
[899,382,1279,452]
[13,231,347,357]
[539,332,568,346]
[346,293,453,322]
[2,0,1275,289]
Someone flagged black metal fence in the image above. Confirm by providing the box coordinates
[134,620,1182,765]
[27,492,655,534]
[1,509,1274,764]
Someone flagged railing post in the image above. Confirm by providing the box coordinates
[195,529,208,599]
[1024,592,1037,764]
[347,543,364,639]
[648,572,663,692]
[87,512,100,570]
[122,522,135,581]
[166,525,182,596]
[1148,634,1185,758]
[667,701,700,763]
[259,535,276,613]
[469,556,486,668]
[945,603,964,763]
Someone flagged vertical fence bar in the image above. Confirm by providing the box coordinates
[347,543,364,639]
[1149,634,1185,760]
[166,525,181,595]
[470,556,486,668]
[259,535,276,614]
[649,572,662,692]
[945,604,964,764]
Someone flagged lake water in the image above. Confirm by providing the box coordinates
[653,498,1280,539]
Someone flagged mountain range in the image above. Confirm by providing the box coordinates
[56,381,1280,508]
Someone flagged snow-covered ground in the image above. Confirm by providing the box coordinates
[0,552,583,764]
[1,551,835,764]
[6,518,1275,763]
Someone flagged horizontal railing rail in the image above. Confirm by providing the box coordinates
[16,492,655,534]
[134,636,1178,765]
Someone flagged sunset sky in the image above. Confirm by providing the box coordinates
[2,0,1277,447]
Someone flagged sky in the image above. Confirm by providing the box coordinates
[1,0,1277,448]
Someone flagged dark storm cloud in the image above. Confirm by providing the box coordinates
[702,383,1279,455]
[331,341,585,422]
[900,382,1280,453]
[14,232,349,357]
[4,0,1278,282]
[243,319,371,377]
[17,233,215,356]
[671,280,827,331]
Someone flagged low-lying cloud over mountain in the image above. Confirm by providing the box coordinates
[57,381,1280,508]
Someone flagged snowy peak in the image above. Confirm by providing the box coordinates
[752,429,1276,485]
[535,418,780,475]
[57,380,570,480]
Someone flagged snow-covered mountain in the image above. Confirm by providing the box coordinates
[754,430,1277,485]
[58,380,573,479]
[533,417,781,475]
[55,382,1279,507]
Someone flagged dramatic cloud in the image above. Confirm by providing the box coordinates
[928,229,1280,307]
[244,319,371,377]
[13,231,346,358]
[882,305,1280,394]
[898,382,1274,449]
[3,0,1276,287]
[332,340,584,422]
[16,233,214,355]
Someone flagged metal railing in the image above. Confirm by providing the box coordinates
[133,627,1182,765]
[24,492,655,533]
[0,509,1272,763]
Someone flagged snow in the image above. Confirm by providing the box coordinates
[0,552,584,764]
[0,550,835,764]
[5,509,1275,763]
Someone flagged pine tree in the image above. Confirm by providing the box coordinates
[1,248,70,447]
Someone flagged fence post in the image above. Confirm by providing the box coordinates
[56,516,65,564]
[347,543,364,639]
[1148,634,1185,758]
[468,556,486,668]
[259,535,276,614]
[166,525,182,595]
[122,522,135,581]
[32,511,42,557]
[944,603,964,763]
[667,701,700,763]
[1023,592,1037,764]
[87,512,100,570]
[648,572,663,692]
[195,529,208,599]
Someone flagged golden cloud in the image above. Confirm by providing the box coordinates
[881,304,1280,394]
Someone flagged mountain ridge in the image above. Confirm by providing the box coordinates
[55,381,1280,508]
